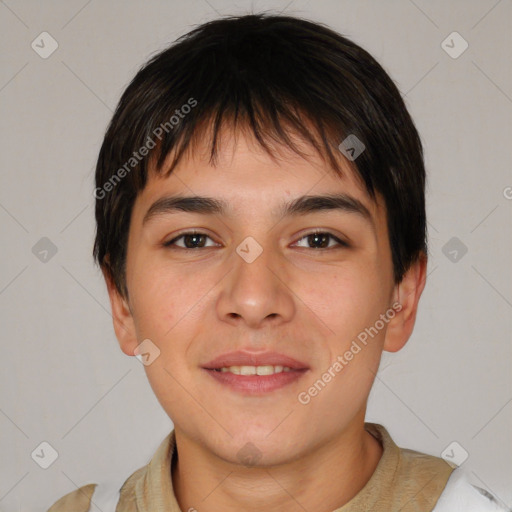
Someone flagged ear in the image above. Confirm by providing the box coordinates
[102,266,139,356]
[383,252,427,353]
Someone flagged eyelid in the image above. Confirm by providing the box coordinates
[292,229,350,249]
[163,230,219,248]
[163,229,350,250]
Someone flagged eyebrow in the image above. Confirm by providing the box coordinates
[142,193,374,228]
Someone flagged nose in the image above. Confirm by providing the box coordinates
[216,239,296,329]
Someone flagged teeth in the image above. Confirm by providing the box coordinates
[217,365,292,375]
[241,365,256,376]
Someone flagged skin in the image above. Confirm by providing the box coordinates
[104,125,427,512]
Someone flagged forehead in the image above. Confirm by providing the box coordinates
[134,125,386,225]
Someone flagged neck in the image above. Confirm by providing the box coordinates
[171,418,383,512]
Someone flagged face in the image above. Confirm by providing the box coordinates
[107,126,423,465]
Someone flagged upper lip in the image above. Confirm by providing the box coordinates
[202,350,309,370]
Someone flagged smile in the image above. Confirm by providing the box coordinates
[214,365,293,375]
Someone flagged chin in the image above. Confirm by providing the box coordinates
[217,440,296,468]
[221,427,301,465]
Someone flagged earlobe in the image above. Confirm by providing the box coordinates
[102,267,139,356]
[383,253,427,353]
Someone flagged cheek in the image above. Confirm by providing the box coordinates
[129,263,204,414]
[128,261,197,340]
[296,262,391,406]
[301,263,388,338]
[128,258,218,386]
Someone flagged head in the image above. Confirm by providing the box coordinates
[93,14,427,463]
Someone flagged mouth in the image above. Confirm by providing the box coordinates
[201,351,309,395]
[211,365,295,375]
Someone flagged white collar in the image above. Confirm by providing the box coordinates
[433,468,509,512]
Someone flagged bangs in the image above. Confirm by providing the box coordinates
[150,101,357,186]
[116,14,379,198]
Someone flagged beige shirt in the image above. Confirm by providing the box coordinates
[47,423,456,511]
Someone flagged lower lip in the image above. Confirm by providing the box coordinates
[203,368,308,394]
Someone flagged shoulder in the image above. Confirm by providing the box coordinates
[46,466,148,512]
[399,445,457,480]
[46,483,97,512]
[433,468,510,512]
[394,446,457,506]
[367,423,456,490]
[46,431,175,511]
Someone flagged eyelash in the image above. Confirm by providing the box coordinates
[163,230,349,250]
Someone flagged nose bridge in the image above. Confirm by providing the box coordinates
[216,234,295,326]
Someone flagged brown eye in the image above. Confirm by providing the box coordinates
[164,232,217,249]
[295,231,349,249]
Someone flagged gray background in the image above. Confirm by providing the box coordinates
[1,0,511,510]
